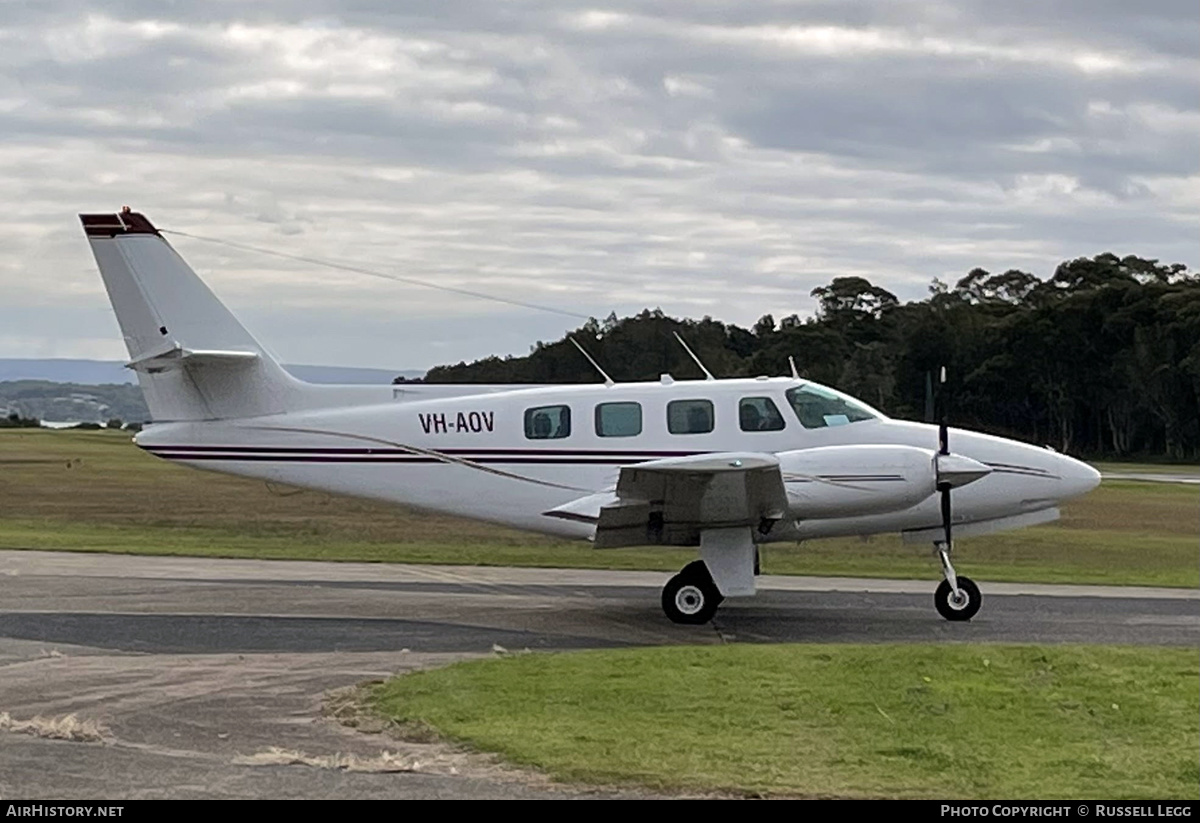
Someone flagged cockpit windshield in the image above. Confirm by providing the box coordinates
[785,384,880,429]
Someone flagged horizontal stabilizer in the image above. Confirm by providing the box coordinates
[126,345,259,374]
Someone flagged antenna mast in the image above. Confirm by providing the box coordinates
[569,337,615,387]
[672,332,715,381]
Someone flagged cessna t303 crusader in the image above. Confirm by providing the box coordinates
[81,210,1102,624]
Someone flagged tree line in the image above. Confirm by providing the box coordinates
[409,253,1199,461]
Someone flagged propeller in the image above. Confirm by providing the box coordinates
[935,366,952,549]
[932,367,991,545]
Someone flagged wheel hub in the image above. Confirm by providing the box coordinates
[674,584,705,616]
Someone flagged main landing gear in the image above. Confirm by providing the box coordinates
[660,543,983,624]
[661,560,724,625]
[933,541,982,621]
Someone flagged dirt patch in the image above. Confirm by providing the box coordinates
[322,680,711,798]
[320,683,530,780]
[0,711,108,742]
[232,746,424,773]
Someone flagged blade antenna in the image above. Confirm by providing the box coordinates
[672,332,715,381]
[788,356,800,380]
[569,337,615,387]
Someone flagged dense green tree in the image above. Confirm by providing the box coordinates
[417,254,1198,460]
[0,411,39,428]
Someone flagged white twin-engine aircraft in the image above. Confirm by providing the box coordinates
[81,210,1101,625]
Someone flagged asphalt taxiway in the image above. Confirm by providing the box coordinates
[1,550,1196,799]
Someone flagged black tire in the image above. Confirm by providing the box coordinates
[662,562,723,625]
[934,576,982,621]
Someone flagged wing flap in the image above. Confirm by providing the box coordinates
[545,452,789,549]
[542,491,618,524]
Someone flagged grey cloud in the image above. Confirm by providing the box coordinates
[0,1,1194,370]
[723,63,1197,183]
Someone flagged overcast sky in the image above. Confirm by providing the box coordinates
[2,1,1196,372]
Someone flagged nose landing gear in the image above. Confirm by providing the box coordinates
[934,541,981,621]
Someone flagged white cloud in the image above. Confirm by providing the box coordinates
[0,1,1195,370]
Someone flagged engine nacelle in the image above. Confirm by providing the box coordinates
[776,444,939,519]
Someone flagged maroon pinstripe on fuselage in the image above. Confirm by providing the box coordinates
[139,444,706,465]
[137,443,1038,480]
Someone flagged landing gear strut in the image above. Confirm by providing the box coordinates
[933,541,981,621]
[661,560,723,625]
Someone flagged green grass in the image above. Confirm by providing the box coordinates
[1093,461,1200,476]
[0,429,1196,586]
[371,644,1200,798]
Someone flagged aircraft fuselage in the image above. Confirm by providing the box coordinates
[134,376,1100,543]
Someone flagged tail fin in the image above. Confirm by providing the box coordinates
[81,210,302,422]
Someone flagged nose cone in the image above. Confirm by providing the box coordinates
[1055,453,1102,500]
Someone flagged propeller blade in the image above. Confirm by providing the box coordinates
[936,365,949,455]
[936,365,952,547]
[940,484,953,547]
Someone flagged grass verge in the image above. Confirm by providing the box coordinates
[1,430,1196,586]
[1093,462,1199,476]
[371,644,1200,799]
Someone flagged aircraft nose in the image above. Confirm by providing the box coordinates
[1055,453,1102,499]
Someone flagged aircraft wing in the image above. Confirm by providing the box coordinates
[544,452,789,549]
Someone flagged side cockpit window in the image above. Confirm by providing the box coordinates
[785,385,878,429]
[524,405,571,439]
[667,399,714,434]
[739,397,786,431]
[595,402,642,437]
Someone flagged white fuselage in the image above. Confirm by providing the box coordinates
[135,376,1101,544]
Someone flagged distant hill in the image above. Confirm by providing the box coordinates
[0,360,425,425]
[0,380,149,424]
[0,359,422,385]
[0,359,137,385]
[284,364,424,384]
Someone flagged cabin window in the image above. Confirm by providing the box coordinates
[524,405,571,439]
[667,399,715,435]
[785,385,878,429]
[739,397,786,432]
[595,402,642,437]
